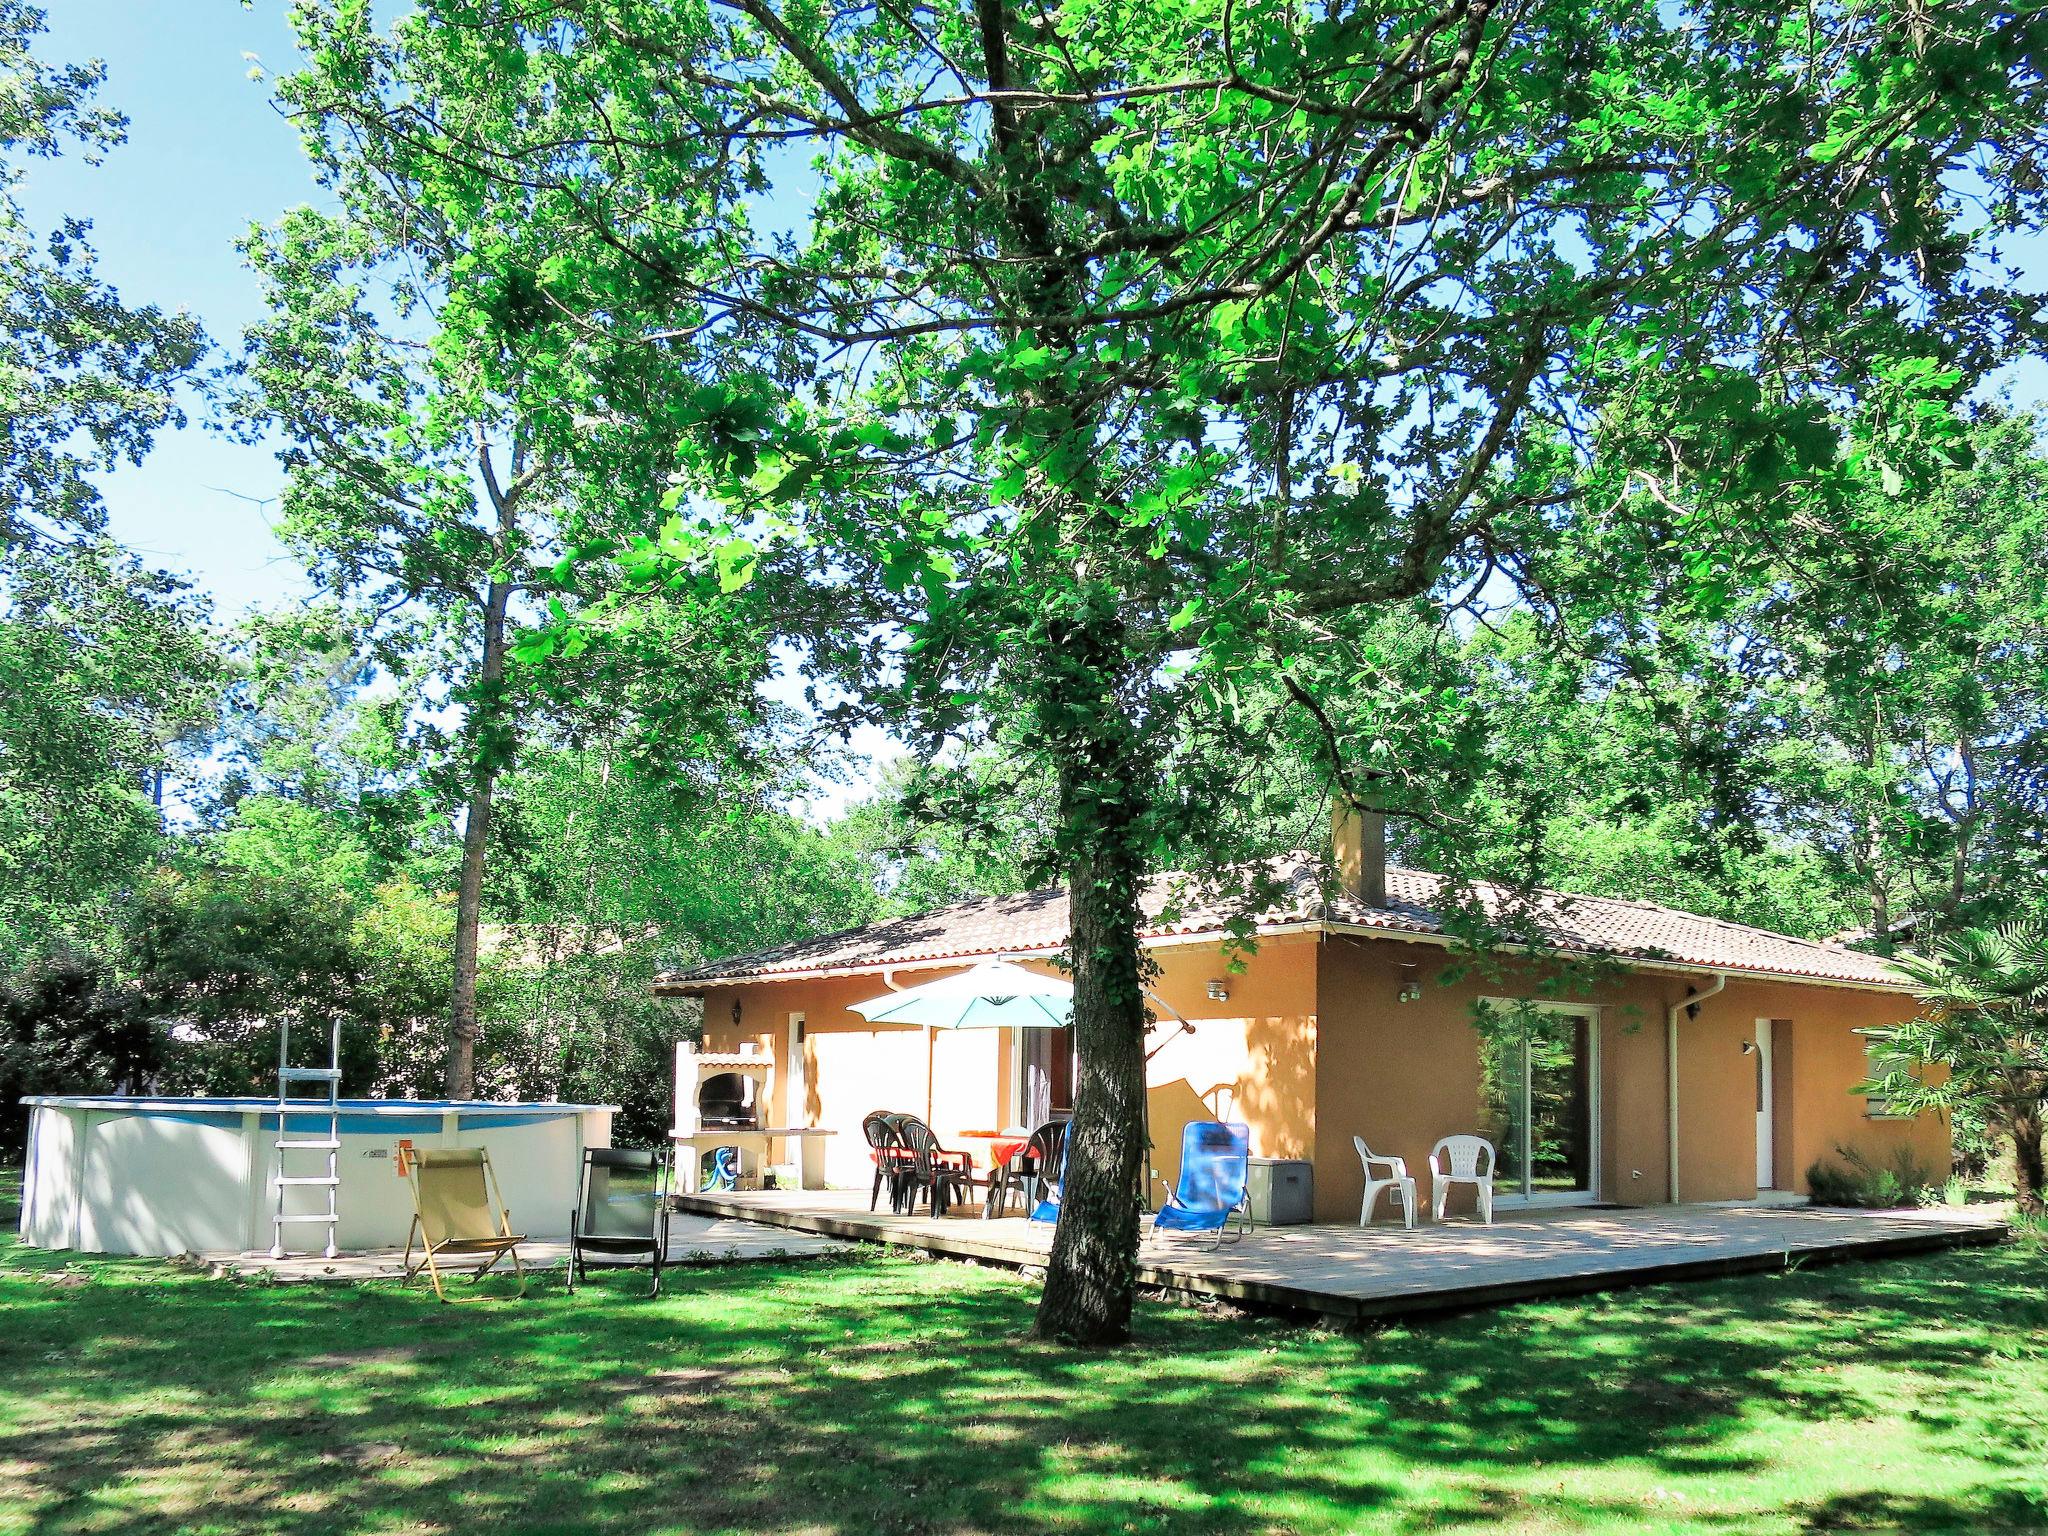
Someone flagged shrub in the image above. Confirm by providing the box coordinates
[1806,1143,1937,1208]
[1915,1173,1969,1209]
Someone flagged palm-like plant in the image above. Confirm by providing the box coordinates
[1867,920,2048,1215]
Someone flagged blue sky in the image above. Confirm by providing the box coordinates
[23,1,316,617]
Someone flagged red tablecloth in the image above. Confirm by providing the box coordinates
[955,1131,1031,1166]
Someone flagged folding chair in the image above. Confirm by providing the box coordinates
[400,1146,527,1302]
[568,1146,673,1297]
[1151,1120,1252,1248]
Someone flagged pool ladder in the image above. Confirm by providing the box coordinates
[269,1018,342,1259]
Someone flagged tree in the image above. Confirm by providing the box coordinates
[1869,918,2048,1215]
[0,947,153,1154]
[1346,404,2048,952]
[0,541,219,950]
[825,755,1056,915]
[283,0,2047,1342]
[484,735,888,1135]
[0,1,204,546]
[1794,410,2048,937]
[225,205,565,1099]
[132,794,456,1097]
[229,196,785,1098]
[1440,611,1870,940]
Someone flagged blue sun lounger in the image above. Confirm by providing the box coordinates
[1151,1120,1252,1247]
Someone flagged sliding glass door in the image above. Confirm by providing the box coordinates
[1478,1005,1599,1203]
[1016,1024,1074,1127]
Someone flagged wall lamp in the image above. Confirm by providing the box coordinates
[1397,964,1423,1004]
[1205,979,1230,1002]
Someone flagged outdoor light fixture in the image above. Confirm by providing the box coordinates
[730,999,743,1028]
[1206,979,1229,1002]
[1741,1039,1758,1055]
[1397,965,1423,1004]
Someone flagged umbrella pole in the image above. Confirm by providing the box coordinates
[926,1024,935,1123]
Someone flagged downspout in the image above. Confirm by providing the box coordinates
[1667,972,1729,1204]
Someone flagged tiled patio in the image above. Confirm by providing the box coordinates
[672,1186,2007,1321]
[216,1210,851,1283]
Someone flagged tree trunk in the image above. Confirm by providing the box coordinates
[442,574,514,1100]
[1031,603,1152,1346]
[443,440,527,1100]
[1033,836,1151,1343]
[2010,1104,2046,1218]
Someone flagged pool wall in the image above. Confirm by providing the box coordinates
[18,1097,615,1256]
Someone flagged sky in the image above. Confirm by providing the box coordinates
[22,1,315,617]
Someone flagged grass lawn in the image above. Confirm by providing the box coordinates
[3,1177,2045,1535]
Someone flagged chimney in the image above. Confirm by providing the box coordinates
[1333,800,1388,907]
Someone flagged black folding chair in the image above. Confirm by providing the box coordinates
[567,1146,673,1296]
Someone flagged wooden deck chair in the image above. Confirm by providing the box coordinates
[401,1146,528,1302]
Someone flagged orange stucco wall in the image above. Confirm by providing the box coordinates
[686,929,1947,1221]
[1313,937,1950,1220]
[1313,936,1656,1222]
[695,970,1015,1188]
[1670,977,1948,1203]
[1140,937,1319,1201]
[692,935,1321,1197]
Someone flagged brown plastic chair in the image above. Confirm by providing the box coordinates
[401,1146,527,1302]
[862,1111,913,1211]
[893,1117,974,1216]
[985,1120,1065,1218]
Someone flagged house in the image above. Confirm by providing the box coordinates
[652,812,1946,1223]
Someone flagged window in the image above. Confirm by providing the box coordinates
[1863,1034,1910,1120]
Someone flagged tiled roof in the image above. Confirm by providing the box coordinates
[655,852,1911,992]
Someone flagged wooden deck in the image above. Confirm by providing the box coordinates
[672,1187,2007,1321]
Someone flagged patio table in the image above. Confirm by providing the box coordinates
[954,1130,1032,1169]
[956,1130,1042,1219]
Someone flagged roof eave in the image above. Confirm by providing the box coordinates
[650,925,1326,994]
[1314,921,1916,995]
[653,917,1912,997]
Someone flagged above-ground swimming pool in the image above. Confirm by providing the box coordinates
[18,1096,616,1256]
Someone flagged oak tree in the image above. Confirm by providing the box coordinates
[283,0,2046,1341]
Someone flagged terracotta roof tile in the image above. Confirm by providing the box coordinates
[657,852,1909,992]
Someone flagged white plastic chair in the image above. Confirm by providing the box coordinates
[1428,1135,1496,1224]
[1352,1137,1415,1229]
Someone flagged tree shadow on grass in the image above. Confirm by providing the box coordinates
[2,1241,2045,1535]
[1796,1486,2048,1532]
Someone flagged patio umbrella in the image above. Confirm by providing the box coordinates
[850,960,1071,1121]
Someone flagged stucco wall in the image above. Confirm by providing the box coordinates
[1141,937,1318,1200]
[688,929,1946,1219]
[1314,938,1950,1220]
[1313,936,1652,1223]
[691,934,1320,1197]
[696,971,1012,1188]
[1671,977,1948,1203]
